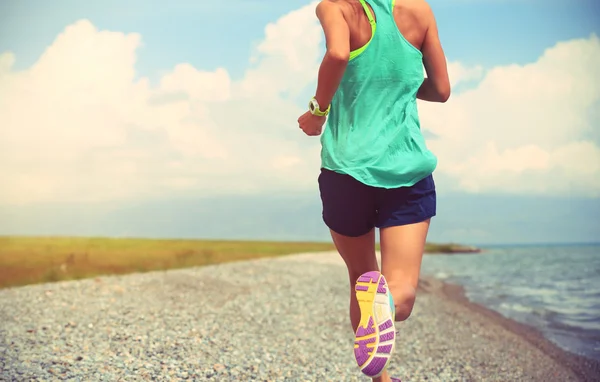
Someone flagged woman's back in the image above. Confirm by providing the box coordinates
[320,0,446,188]
[342,0,430,54]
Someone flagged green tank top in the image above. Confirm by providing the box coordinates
[320,0,437,188]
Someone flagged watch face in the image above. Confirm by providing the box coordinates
[309,100,316,112]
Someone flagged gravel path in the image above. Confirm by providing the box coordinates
[0,252,583,381]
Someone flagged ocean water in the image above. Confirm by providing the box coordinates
[420,244,600,361]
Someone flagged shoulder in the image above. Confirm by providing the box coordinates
[397,0,435,19]
[415,0,435,23]
[395,0,436,30]
[316,0,345,20]
[419,0,435,21]
[401,0,433,11]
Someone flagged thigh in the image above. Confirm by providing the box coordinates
[376,174,437,288]
[330,228,378,276]
[318,168,377,237]
[379,220,431,289]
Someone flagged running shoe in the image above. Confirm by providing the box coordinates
[353,271,396,378]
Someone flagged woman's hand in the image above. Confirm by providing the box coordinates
[298,111,326,136]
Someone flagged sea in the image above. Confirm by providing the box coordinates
[419,243,600,362]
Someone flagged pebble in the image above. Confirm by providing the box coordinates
[0,252,581,381]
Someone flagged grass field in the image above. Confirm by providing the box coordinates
[0,236,476,289]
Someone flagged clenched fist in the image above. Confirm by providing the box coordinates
[298,111,326,136]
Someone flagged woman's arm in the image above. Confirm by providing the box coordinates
[418,5,451,103]
[313,1,350,110]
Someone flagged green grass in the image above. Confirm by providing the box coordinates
[0,236,477,289]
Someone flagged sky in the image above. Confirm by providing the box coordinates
[0,0,599,245]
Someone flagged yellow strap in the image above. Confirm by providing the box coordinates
[350,0,377,61]
[358,0,376,27]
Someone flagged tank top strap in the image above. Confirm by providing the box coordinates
[362,0,397,29]
[357,0,377,28]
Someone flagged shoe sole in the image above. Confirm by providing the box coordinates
[353,271,396,378]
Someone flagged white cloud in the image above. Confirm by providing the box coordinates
[446,61,483,87]
[242,1,321,99]
[0,4,598,205]
[0,3,322,205]
[421,33,600,197]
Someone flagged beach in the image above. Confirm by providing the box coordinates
[1,251,598,381]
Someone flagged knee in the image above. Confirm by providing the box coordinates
[389,282,417,321]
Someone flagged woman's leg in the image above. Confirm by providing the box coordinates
[376,174,437,321]
[318,168,378,330]
[329,228,394,382]
[380,220,431,321]
[330,228,378,332]
[318,169,393,381]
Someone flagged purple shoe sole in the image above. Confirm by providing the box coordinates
[353,271,396,378]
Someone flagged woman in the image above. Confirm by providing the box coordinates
[297,0,450,381]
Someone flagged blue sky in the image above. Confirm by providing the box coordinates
[2,0,598,81]
[0,0,599,244]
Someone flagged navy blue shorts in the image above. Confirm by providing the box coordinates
[318,168,436,237]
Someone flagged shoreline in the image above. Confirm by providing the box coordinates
[419,276,600,382]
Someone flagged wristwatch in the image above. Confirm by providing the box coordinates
[308,97,330,117]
